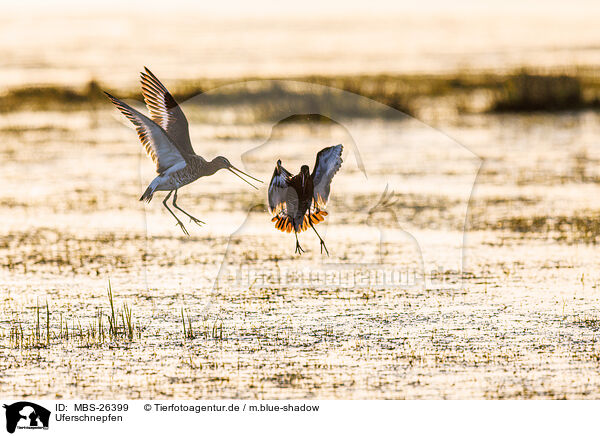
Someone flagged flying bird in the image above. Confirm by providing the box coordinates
[104,67,262,235]
[268,144,343,255]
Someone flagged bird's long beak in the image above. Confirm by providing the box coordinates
[228,165,262,190]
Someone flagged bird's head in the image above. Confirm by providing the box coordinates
[214,156,263,189]
[300,165,310,185]
[213,156,231,169]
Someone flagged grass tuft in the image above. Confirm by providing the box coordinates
[7,281,141,349]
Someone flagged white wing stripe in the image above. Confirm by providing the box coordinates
[105,92,185,174]
[312,144,343,208]
[268,162,292,215]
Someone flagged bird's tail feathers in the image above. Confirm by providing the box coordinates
[271,210,328,233]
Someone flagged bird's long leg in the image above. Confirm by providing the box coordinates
[162,191,189,236]
[294,231,304,255]
[172,189,205,226]
[309,219,329,256]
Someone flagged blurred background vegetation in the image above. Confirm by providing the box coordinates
[1,68,599,121]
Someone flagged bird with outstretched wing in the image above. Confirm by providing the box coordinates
[268,144,343,254]
[105,67,262,235]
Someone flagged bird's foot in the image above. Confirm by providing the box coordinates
[188,216,205,226]
[175,220,190,236]
[295,241,305,255]
[320,240,329,256]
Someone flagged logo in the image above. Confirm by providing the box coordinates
[3,402,50,434]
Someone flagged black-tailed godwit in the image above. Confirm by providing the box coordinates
[105,67,262,235]
[268,144,343,254]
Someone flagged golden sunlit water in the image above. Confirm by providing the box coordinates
[2,2,600,399]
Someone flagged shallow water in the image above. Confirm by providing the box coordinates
[2,107,600,398]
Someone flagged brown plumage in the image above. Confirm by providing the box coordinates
[105,67,262,235]
[268,145,343,254]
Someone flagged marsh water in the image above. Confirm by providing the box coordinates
[2,104,600,399]
[2,7,600,399]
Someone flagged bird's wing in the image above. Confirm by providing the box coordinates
[105,92,185,174]
[268,161,293,215]
[311,144,343,209]
[140,67,195,156]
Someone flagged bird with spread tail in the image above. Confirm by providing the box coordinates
[268,144,343,255]
[105,67,262,235]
